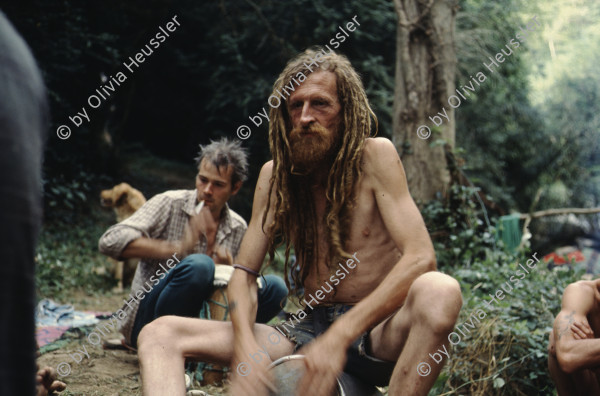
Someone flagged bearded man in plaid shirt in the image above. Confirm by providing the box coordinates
[99,138,287,348]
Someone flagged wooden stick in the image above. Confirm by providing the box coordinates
[518,207,600,220]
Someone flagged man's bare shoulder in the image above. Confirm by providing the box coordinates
[564,280,596,296]
[554,281,599,346]
[362,137,406,188]
[263,159,274,169]
[255,160,273,191]
[251,160,275,215]
[562,280,598,312]
[362,137,402,171]
[363,137,397,160]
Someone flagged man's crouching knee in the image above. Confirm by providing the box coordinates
[138,316,180,361]
[411,272,463,334]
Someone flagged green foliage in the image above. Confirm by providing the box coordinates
[422,180,582,395]
[455,0,600,215]
[36,211,116,300]
[540,75,600,208]
[42,166,115,224]
[44,171,92,210]
[421,184,499,270]
[187,0,396,138]
[437,257,580,395]
[455,0,549,212]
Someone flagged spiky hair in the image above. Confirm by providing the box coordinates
[195,137,249,185]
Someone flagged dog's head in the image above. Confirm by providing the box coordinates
[100,183,133,208]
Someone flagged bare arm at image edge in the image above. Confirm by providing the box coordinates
[554,282,600,373]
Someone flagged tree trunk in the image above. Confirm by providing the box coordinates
[392,0,458,201]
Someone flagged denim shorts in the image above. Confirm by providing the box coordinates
[271,304,395,386]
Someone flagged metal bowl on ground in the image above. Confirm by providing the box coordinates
[268,355,342,396]
[268,355,383,396]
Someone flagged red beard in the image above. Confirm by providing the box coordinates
[288,123,340,174]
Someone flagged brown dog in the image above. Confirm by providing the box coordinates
[100,183,146,291]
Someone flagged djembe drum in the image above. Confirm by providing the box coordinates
[198,285,230,386]
[188,264,264,387]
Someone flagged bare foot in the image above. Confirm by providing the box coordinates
[36,365,66,396]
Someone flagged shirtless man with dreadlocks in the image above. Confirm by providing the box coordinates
[138,48,462,396]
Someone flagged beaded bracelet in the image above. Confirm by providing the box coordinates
[232,264,260,277]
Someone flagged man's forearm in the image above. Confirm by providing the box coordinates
[227,270,260,344]
[121,237,179,260]
[328,254,435,347]
[558,338,600,373]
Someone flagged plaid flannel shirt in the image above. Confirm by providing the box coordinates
[98,189,247,343]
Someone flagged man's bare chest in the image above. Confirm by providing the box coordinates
[310,183,384,246]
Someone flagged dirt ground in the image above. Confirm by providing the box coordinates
[39,290,390,396]
[38,290,229,396]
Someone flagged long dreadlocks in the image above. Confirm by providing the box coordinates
[262,47,378,298]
